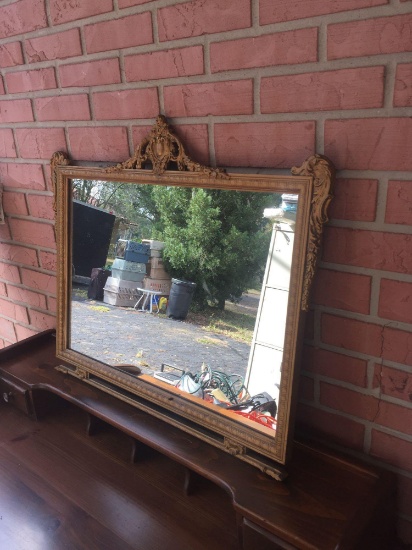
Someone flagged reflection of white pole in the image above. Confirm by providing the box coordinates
[0,184,4,224]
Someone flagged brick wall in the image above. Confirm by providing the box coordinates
[0,0,411,542]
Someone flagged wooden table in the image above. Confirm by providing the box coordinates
[0,330,396,549]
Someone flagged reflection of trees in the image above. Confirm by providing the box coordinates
[153,187,279,310]
[73,179,280,311]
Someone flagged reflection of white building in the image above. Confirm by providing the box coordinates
[245,196,298,406]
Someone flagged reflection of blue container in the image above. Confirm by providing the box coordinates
[281,193,298,213]
[127,241,150,254]
[124,250,149,263]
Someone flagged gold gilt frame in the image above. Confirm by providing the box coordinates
[51,115,334,479]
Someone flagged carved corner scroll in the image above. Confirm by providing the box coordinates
[106,114,227,178]
[51,151,71,217]
[292,154,335,311]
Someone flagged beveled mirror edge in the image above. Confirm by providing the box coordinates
[51,116,335,478]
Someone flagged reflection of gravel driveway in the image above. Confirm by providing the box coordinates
[70,298,251,379]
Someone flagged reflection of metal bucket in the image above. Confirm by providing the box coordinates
[166,279,196,320]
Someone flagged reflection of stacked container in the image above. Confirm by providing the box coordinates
[142,240,172,295]
[103,241,150,307]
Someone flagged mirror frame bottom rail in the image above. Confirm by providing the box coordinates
[56,362,288,480]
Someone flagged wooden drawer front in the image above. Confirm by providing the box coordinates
[0,378,31,416]
[243,519,298,550]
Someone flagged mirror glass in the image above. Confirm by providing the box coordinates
[69,179,298,434]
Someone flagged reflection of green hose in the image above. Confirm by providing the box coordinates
[192,365,247,405]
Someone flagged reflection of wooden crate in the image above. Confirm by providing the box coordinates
[143,277,171,295]
[149,257,164,269]
[149,267,169,280]
[103,288,140,307]
[142,239,165,251]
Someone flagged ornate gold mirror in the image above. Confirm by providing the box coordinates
[52,115,334,479]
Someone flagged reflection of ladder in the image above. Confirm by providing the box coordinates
[244,223,294,403]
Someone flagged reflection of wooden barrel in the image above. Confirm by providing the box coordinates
[87,268,111,301]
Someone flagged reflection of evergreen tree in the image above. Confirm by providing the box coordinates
[153,186,279,310]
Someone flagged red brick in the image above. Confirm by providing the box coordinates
[125,46,204,82]
[9,219,55,248]
[214,122,315,168]
[47,296,57,313]
[312,268,371,314]
[0,243,37,267]
[93,88,159,120]
[119,0,153,6]
[164,80,253,117]
[7,285,47,309]
[260,0,386,25]
[85,13,153,54]
[25,29,82,64]
[373,364,412,403]
[375,400,412,434]
[21,269,56,294]
[370,430,412,471]
[385,180,412,225]
[329,178,378,222]
[323,227,412,274]
[60,59,121,88]
[0,99,33,123]
[0,163,45,191]
[0,263,21,285]
[68,127,129,162]
[2,191,28,216]
[158,0,251,41]
[326,118,412,171]
[328,14,412,60]
[379,279,412,323]
[0,77,4,95]
[320,382,379,420]
[298,376,315,401]
[0,297,28,324]
[296,403,365,450]
[321,313,382,357]
[0,0,47,39]
[0,42,23,68]
[27,195,54,221]
[304,310,315,340]
[0,282,6,296]
[0,129,16,158]
[49,0,113,25]
[39,251,57,272]
[15,128,66,160]
[383,326,412,366]
[262,67,384,114]
[6,68,57,93]
[302,346,368,387]
[211,28,317,73]
[29,309,56,331]
[0,318,17,343]
[15,325,38,341]
[0,223,12,242]
[35,94,90,122]
[394,63,412,107]
[172,124,210,167]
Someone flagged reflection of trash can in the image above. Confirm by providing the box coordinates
[88,268,111,300]
[166,279,196,320]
